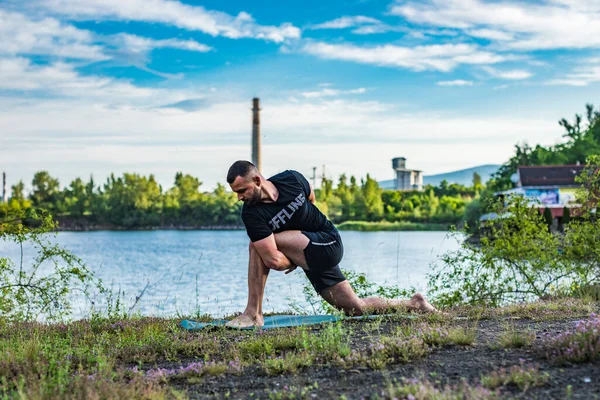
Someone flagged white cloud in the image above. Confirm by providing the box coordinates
[352,25,393,35]
[301,41,509,72]
[301,87,367,98]
[546,59,600,86]
[0,10,107,60]
[390,0,600,51]
[310,15,406,35]
[311,16,381,30]
[0,57,158,100]
[467,29,514,41]
[482,66,533,80]
[33,0,300,43]
[437,80,473,86]
[115,33,212,54]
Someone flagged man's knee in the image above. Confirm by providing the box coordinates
[320,282,364,316]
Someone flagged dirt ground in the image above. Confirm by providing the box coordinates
[160,313,600,399]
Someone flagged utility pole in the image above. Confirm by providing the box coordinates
[1,172,6,203]
[310,166,317,189]
[251,98,262,173]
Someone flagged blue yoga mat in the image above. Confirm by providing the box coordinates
[180,314,409,330]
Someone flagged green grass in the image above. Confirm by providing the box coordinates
[387,378,501,400]
[0,297,595,399]
[496,324,535,349]
[481,364,550,391]
[336,220,450,231]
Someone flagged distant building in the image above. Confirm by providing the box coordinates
[481,164,585,225]
[501,165,584,218]
[392,157,423,191]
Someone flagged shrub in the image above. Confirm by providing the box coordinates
[0,209,103,321]
[541,313,600,364]
[428,155,600,307]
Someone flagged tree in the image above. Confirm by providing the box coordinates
[99,173,163,227]
[63,178,88,217]
[472,172,482,187]
[361,174,383,221]
[472,172,483,195]
[11,181,25,202]
[30,171,60,210]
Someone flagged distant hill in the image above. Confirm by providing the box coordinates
[378,164,501,190]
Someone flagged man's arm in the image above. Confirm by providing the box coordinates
[252,234,295,271]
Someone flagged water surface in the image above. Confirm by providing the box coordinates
[0,230,461,318]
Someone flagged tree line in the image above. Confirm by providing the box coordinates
[0,169,482,229]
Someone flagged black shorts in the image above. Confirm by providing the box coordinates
[301,229,346,293]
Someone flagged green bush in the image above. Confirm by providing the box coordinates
[0,209,103,321]
[428,155,600,307]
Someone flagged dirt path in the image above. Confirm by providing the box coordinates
[164,315,600,399]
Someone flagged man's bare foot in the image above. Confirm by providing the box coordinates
[225,313,264,328]
[410,293,439,313]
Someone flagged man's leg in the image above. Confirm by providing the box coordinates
[226,244,270,327]
[319,281,437,316]
[227,231,310,327]
[270,231,437,316]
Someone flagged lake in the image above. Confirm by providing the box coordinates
[0,230,461,319]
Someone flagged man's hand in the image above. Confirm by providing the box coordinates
[285,266,297,274]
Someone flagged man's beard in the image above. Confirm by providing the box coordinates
[244,187,262,205]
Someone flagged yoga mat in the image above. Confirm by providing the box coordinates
[180,314,413,331]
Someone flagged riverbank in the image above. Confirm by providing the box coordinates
[2,297,598,399]
[54,216,451,232]
[336,221,451,231]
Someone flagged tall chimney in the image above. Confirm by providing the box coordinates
[251,98,262,173]
[2,172,6,203]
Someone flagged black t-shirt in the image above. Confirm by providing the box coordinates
[241,170,334,242]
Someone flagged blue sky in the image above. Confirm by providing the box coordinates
[1,0,599,192]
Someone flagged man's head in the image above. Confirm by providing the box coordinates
[227,160,263,205]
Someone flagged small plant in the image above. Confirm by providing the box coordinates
[268,382,319,400]
[300,322,351,360]
[497,325,535,349]
[262,352,313,375]
[480,364,549,391]
[387,378,500,400]
[144,359,242,382]
[541,313,600,364]
[239,331,302,360]
[447,326,477,346]
[336,335,428,370]
[407,323,450,346]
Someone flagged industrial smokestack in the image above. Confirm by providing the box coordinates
[2,172,6,203]
[251,98,262,173]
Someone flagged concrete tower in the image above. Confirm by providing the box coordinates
[251,98,262,173]
[392,157,423,191]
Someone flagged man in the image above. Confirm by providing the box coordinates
[226,160,437,328]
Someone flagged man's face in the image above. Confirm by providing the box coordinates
[230,175,262,205]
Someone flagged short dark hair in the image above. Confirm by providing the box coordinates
[227,160,257,184]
